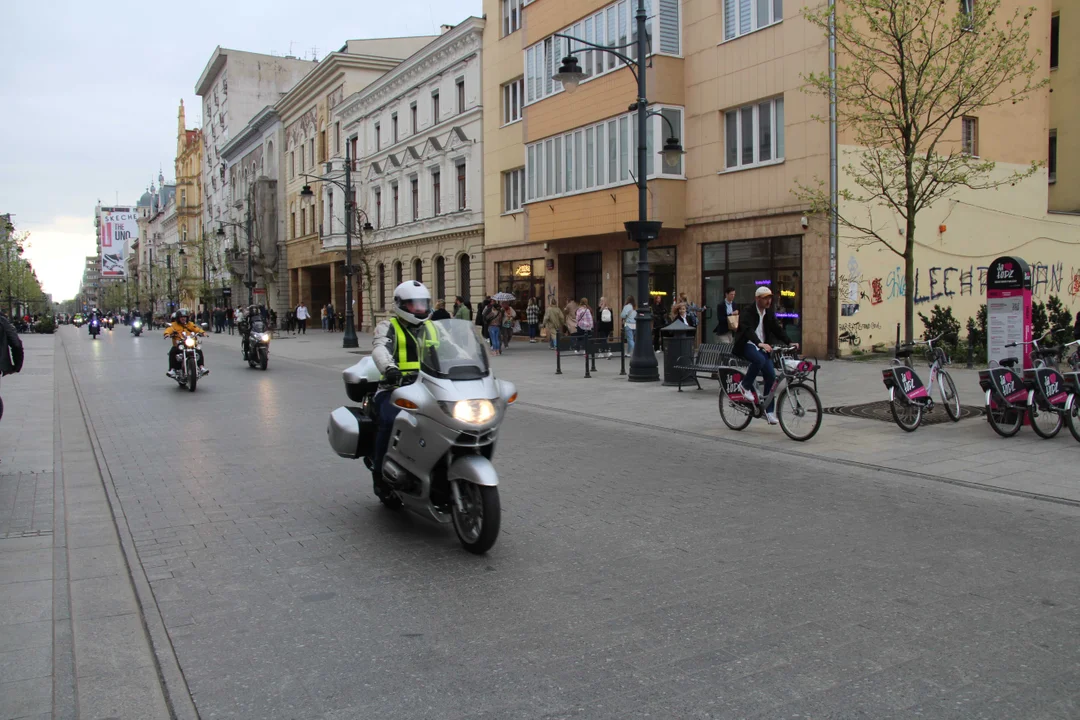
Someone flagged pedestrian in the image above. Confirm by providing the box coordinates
[296,302,309,334]
[328,303,336,331]
[620,295,636,355]
[543,302,565,350]
[269,309,278,332]
[484,301,503,355]
[714,286,738,343]
[431,300,452,321]
[673,301,697,328]
[499,301,517,350]
[227,308,235,335]
[1,311,25,422]
[477,297,492,341]
[564,297,579,351]
[454,296,472,321]
[336,311,344,333]
[320,305,328,331]
[1073,311,1080,340]
[574,297,594,356]
[651,295,667,352]
[526,297,541,343]
[597,297,615,357]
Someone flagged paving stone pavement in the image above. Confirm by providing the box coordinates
[15,326,1080,718]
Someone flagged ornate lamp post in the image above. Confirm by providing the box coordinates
[215,200,254,307]
[552,0,685,382]
[300,140,373,349]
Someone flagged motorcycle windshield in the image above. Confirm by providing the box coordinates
[416,319,490,381]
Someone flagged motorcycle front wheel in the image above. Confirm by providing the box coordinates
[452,482,500,554]
[258,347,268,370]
[186,357,197,392]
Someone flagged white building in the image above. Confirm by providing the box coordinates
[195,48,316,303]
[333,18,486,326]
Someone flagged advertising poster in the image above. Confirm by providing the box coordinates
[986,256,1032,369]
[100,208,136,278]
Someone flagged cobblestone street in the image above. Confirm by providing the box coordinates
[2,327,1080,718]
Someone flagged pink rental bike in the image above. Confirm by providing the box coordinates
[881,332,961,432]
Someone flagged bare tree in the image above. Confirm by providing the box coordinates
[799,0,1047,342]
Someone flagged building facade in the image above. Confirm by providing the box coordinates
[1049,0,1077,213]
[334,19,486,329]
[277,35,437,323]
[174,100,204,312]
[195,48,317,305]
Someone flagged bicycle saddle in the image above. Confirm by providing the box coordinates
[894,348,913,359]
[998,357,1019,367]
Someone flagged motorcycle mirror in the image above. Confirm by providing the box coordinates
[497,379,518,405]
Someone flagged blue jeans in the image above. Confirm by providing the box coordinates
[488,324,501,352]
[741,343,776,413]
[529,322,538,339]
[624,327,635,354]
[372,390,401,479]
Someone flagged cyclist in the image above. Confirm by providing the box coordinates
[731,286,798,425]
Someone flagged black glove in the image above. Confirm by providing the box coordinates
[384,366,402,385]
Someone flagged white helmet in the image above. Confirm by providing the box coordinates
[393,280,432,326]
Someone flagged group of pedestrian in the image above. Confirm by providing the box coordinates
[321,303,343,332]
[476,297,518,355]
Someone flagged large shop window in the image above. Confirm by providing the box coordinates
[526,106,683,203]
[622,247,677,310]
[724,97,784,170]
[524,0,680,106]
[701,236,802,343]
[496,259,546,326]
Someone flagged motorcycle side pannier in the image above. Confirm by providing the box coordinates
[328,407,377,459]
[344,356,381,403]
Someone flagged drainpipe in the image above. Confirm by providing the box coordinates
[827,2,839,360]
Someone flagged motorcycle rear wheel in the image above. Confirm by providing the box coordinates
[452,482,500,554]
[186,357,197,392]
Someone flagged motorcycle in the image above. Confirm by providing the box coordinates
[171,332,208,392]
[131,318,143,337]
[105,317,114,331]
[244,329,270,370]
[327,319,517,554]
[89,319,101,339]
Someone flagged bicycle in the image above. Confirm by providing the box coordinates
[716,347,823,442]
[993,329,1071,439]
[881,332,961,432]
[1057,338,1080,443]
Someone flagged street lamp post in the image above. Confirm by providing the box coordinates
[553,0,684,382]
[215,198,254,308]
[300,140,373,350]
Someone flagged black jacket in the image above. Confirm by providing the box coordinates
[1,314,25,376]
[732,303,786,357]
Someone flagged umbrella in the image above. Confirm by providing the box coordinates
[492,292,516,302]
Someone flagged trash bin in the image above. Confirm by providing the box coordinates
[662,318,696,387]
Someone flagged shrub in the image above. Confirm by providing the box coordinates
[918,304,961,355]
[35,316,56,334]
[1046,295,1073,336]
[1032,299,1049,340]
[965,304,987,363]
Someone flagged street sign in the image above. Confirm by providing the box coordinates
[222,287,232,297]
[253,288,266,295]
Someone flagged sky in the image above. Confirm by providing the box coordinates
[0,0,481,301]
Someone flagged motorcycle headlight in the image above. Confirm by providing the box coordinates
[184,337,196,348]
[259,333,271,343]
[451,399,496,425]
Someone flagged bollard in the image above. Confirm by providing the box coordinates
[555,332,562,375]
[966,328,975,369]
[620,335,626,376]
[584,340,591,379]
[590,338,598,372]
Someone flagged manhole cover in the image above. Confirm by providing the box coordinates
[823,400,984,424]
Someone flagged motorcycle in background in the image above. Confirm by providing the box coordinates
[245,330,270,370]
[131,318,143,337]
[327,319,516,554]
[88,319,101,340]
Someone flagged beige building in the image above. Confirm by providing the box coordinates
[1049,0,1077,213]
[277,36,437,318]
[174,101,204,311]
[482,0,1079,356]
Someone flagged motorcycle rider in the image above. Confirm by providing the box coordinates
[163,309,208,378]
[240,305,267,359]
[87,309,101,335]
[370,281,435,498]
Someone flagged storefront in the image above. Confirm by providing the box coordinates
[621,247,677,309]
[701,236,803,343]
[495,258,546,324]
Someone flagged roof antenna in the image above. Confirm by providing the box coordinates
[311,46,319,62]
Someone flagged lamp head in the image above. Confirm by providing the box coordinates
[362,221,374,232]
[300,184,314,198]
[660,137,685,169]
[215,225,225,239]
[553,56,585,93]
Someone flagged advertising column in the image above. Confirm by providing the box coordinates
[986,256,1032,369]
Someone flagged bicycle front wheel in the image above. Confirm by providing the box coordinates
[1029,403,1063,439]
[777,383,822,442]
[890,396,922,432]
[939,370,961,422]
[1066,398,1080,444]
[719,390,753,431]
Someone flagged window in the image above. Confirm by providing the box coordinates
[375,123,381,150]
[392,113,399,144]
[962,116,978,156]
[1049,129,1057,184]
[301,207,306,236]
[432,170,442,215]
[410,177,419,221]
[525,106,685,202]
[1050,14,1059,70]
[335,122,341,153]
[290,151,295,178]
[410,103,418,134]
[503,168,525,212]
[457,79,466,114]
[456,161,467,210]
[432,91,440,124]
[435,256,446,299]
[319,131,325,163]
[503,0,522,35]
[724,0,782,41]
[394,261,403,285]
[377,263,386,309]
[724,97,784,170]
[291,211,296,239]
[413,258,423,282]
[392,183,400,224]
[459,255,471,303]
[374,188,382,228]
[300,144,305,173]
[309,138,315,167]
[502,78,524,125]
[525,0,681,105]
[960,0,975,29]
[349,137,358,166]
[180,189,186,207]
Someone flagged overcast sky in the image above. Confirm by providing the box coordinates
[1,0,481,301]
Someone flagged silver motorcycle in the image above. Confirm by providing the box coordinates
[327,319,517,554]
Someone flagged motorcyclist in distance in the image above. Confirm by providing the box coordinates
[370,281,434,499]
[162,309,208,378]
[240,305,267,359]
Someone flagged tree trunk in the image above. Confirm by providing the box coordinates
[904,218,916,344]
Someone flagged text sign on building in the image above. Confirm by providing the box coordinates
[986,256,1032,369]
[100,209,137,278]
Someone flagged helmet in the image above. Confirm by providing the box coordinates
[175,308,190,322]
[393,281,432,326]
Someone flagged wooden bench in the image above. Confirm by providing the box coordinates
[674,342,746,391]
